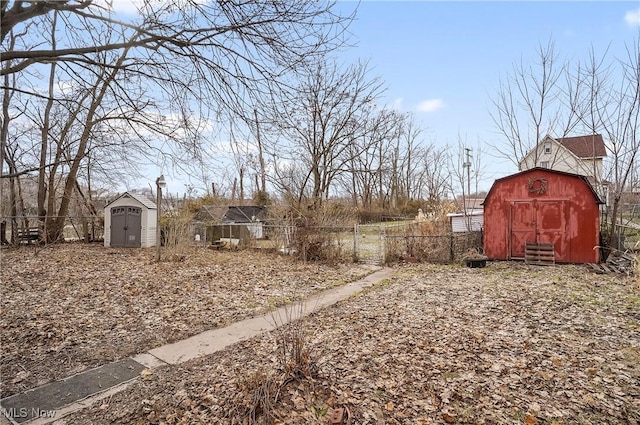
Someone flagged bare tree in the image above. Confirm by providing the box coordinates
[340,108,403,208]
[387,115,450,211]
[1,1,352,81]
[1,28,32,245]
[491,40,577,167]
[1,0,353,239]
[270,60,386,207]
[395,115,422,205]
[573,38,640,251]
[418,143,452,211]
[269,155,310,206]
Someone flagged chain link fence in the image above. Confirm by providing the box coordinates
[0,216,104,245]
[2,215,483,265]
[382,221,483,263]
[191,221,481,265]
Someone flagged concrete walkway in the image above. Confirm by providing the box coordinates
[1,267,395,425]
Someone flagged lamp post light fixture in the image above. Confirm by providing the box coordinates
[155,174,166,262]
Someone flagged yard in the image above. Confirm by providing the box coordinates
[1,245,639,424]
[0,245,374,399]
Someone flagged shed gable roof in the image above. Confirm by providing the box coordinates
[555,134,607,158]
[483,167,604,205]
[104,191,157,209]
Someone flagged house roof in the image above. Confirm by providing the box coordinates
[482,167,604,205]
[104,192,157,209]
[555,134,607,158]
[224,206,266,223]
[456,197,485,210]
[195,205,227,222]
[195,205,267,223]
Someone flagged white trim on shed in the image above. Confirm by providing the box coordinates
[104,192,157,247]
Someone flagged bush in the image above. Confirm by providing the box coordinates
[232,368,280,425]
[288,205,356,263]
[291,225,348,263]
[232,302,319,425]
[161,210,193,262]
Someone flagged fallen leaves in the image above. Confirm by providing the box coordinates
[11,370,30,384]
[4,249,639,425]
[442,411,456,423]
[140,369,154,381]
[0,244,374,397]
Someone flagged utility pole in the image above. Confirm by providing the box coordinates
[463,147,472,199]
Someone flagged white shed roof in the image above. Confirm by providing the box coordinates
[104,192,157,209]
[446,210,484,218]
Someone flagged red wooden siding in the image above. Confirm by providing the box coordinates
[483,168,602,264]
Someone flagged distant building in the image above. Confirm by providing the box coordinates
[195,205,267,224]
[518,134,607,182]
[447,210,484,233]
[455,197,485,212]
[195,205,268,243]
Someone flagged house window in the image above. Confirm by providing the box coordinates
[540,161,549,168]
[544,143,552,154]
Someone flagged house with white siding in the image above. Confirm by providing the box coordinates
[518,134,607,181]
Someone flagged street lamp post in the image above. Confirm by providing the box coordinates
[155,174,166,262]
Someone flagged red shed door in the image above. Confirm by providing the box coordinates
[510,201,535,258]
[536,201,566,260]
[509,200,566,260]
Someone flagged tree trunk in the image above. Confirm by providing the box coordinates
[254,109,266,194]
[239,167,244,205]
[311,166,322,207]
[48,33,139,242]
[231,178,237,202]
[605,194,622,259]
[38,11,58,222]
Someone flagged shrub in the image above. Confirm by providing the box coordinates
[161,210,194,261]
[232,368,280,425]
[273,303,319,381]
[232,301,319,424]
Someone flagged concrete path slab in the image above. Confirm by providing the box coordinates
[148,267,394,365]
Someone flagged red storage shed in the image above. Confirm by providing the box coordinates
[483,168,603,264]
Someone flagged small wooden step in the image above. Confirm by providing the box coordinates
[525,243,555,265]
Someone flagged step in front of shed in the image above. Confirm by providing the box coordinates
[525,243,555,265]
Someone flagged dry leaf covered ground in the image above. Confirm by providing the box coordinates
[1,244,374,397]
[62,261,639,425]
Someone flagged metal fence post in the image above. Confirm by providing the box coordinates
[379,224,385,266]
[353,224,359,262]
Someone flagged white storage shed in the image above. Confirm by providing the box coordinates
[104,192,157,248]
[447,210,484,233]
